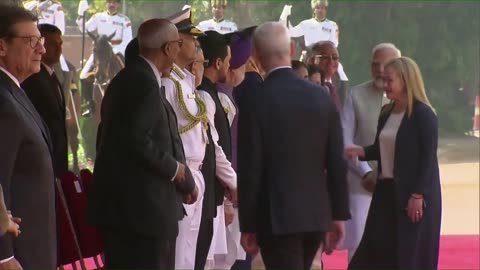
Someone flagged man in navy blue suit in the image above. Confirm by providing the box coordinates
[237,22,350,270]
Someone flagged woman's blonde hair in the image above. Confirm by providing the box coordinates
[385,56,434,117]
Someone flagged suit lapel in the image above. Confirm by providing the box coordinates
[0,71,53,152]
[135,57,186,162]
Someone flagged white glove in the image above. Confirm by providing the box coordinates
[182,5,191,11]
[23,0,38,11]
[78,0,89,16]
[279,5,292,21]
[38,0,51,11]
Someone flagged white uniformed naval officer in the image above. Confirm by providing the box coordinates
[24,0,70,71]
[280,0,348,81]
[197,0,238,34]
[76,0,132,80]
[24,0,65,33]
[162,9,237,270]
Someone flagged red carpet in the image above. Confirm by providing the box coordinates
[67,235,479,269]
[323,235,480,269]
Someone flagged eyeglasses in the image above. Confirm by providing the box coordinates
[194,59,209,65]
[314,54,340,62]
[9,36,45,49]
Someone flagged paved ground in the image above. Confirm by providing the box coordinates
[252,135,480,268]
[437,135,479,235]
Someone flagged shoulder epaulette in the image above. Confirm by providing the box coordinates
[171,66,186,80]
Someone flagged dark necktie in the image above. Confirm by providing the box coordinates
[160,85,167,99]
[325,81,342,113]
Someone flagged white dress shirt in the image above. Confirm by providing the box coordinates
[379,111,405,179]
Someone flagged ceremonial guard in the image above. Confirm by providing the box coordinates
[280,0,348,81]
[24,0,65,33]
[162,9,237,270]
[24,0,70,72]
[76,0,132,113]
[197,0,238,34]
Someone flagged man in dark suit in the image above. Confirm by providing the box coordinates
[22,23,68,178]
[87,18,198,269]
[238,22,350,269]
[0,6,57,269]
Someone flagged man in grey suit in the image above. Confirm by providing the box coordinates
[0,5,57,270]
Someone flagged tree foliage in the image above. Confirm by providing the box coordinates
[25,0,480,133]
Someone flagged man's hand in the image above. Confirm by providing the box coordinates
[182,186,198,205]
[241,233,259,255]
[324,221,346,255]
[224,201,235,226]
[361,171,376,193]
[6,212,21,237]
[174,163,186,184]
[344,144,365,160]
[225,187,238,206]
[0,258,22,270]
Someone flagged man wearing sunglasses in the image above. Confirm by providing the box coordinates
[310,41,344,112]
[0,6,57,270]
[87,19,198,269]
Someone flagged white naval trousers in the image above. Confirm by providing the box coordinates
[209,209,246,270]
[175,162,206,270]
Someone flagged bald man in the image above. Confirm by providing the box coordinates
[237,22,349,270]
[87,19,198,269]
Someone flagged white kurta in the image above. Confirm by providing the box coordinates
[77,11,132,79]
[201,92,245,270]
[197,18,238,34]
[341,80,389,260]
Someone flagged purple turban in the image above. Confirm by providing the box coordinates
[226,27,255,69]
